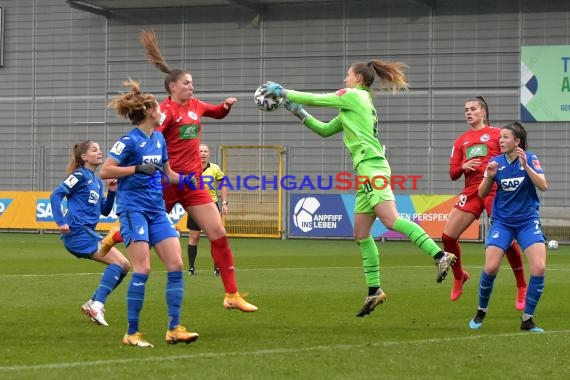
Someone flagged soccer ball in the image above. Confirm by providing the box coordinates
[293,197,320,233]
[547,240,559,250]
[254,85,283,112]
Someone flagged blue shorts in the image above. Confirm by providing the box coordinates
[61,227,102,258]
[485,218,545,251]
[119,210,178,247]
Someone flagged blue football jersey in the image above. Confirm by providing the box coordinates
[50,167,115,229]
[490,150,544,223]
[108,127,169,214]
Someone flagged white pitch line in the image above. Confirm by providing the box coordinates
[1,265,570,279]
[1,329,568,373]
[0,266,420,278]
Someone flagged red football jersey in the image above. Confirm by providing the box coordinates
[449,125,501,192]
[157,97,229,176]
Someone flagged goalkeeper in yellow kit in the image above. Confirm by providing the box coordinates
[260,60,456,317]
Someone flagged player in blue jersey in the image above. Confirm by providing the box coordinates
[100,78,199,348]
[50,141,130,327]
[469,122,548,332]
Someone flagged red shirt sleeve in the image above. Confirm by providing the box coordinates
[199,99,231,119]
[449,138,464,180]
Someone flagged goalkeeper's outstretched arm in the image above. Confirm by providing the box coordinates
[284,100,342,138]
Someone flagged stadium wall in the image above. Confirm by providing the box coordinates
[0,0,568,211]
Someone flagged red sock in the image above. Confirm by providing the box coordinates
[442,233,463,280]
[505,243,527,288]
[113,231,123,243]
[210,236,238,294]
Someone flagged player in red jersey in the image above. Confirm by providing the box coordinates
[140,30,257,312]
[442,96,527,308]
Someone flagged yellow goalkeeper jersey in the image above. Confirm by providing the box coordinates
[201,162,225,202]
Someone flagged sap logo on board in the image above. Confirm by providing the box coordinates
[168,203,186,223]
[0,199,13,217]
[36,199,55,221]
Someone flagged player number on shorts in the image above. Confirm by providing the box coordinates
[456,194,467,208]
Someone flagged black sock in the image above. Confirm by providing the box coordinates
[368,287,379,296]
[188,245,198,269]
[433,251,444,260]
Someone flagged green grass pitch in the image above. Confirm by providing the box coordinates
[1,233,569,379]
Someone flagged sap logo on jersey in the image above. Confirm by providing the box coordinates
[88,190,100,205]
[142,155,161,165]
[500,177,525,191]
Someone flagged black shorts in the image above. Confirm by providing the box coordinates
[186,202,221,231]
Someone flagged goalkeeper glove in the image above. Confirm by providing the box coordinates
[135,164,160,175]
[261,81,286,98]
[284,100,310,123]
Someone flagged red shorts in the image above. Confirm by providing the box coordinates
[162,183,213,212]
[454,188,495,218]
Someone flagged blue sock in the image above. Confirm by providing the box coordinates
[478,271,496,309]
[166,271,184,330]
[524,275,544,316]
[113,271,127,291]
[127,273,148,334]
[93,264,123,304]
[90,269,125,302]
